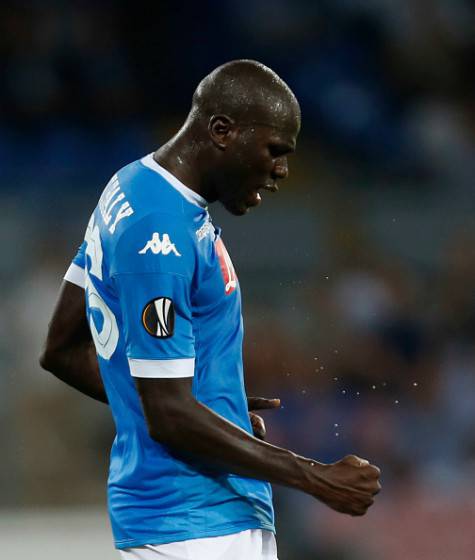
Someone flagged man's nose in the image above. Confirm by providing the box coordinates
[272,158,288,180]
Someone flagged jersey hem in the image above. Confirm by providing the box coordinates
[114,522,276,550]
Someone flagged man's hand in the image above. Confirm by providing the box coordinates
[302,454,381,516]
[247,397,281,440]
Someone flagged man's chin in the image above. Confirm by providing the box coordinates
[231,207,250,216]
[221,201,251,216]
[220,190,263,215]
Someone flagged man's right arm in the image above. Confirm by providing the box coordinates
[39,280,108,404]
[136,376,381,517]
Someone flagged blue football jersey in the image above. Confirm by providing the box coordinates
[64,154,274,549]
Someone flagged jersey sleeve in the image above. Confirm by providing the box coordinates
[111,212,197,379]
[64,240,86,288]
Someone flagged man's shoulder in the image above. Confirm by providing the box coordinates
[102,203,198,279]
[91,154,206,276]
[96,161,191,239]
[117,157,188,218]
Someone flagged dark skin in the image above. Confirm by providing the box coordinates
[41,63,381,517]
[40,281,107,404]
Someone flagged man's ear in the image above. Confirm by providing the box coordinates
[208,115,237,150]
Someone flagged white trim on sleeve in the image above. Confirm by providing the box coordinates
[64,262,85,289]
[128,357,195,378]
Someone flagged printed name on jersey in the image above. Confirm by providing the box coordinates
[215,238,237,295]
[99,174,134,234]
[196,221,214,242]
[142,297,175,338]
[138,233,181,256]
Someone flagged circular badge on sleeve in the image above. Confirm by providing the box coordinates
[142,297,175,338]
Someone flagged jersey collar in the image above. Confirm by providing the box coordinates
[141,153,208,209]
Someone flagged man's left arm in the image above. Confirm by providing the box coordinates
[39,280,108,404]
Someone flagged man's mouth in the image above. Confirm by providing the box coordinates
[261,183,278,193]
[245,184,278,209]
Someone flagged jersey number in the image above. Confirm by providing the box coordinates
[84,214,119,360]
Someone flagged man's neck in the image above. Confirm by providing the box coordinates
[153,132,208,201]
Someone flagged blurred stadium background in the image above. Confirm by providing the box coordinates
[1,1,474,558]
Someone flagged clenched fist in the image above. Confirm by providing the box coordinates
[301,454,381,516]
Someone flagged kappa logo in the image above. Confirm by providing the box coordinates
[139,233,181,256]
[142,297,175,338]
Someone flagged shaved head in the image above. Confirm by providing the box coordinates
[154,60,301,216]
[190,59,300,130]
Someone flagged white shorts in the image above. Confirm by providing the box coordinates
[118,529,278,560]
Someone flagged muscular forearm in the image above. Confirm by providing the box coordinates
[146,393,382,516]
[145,392,318,493]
